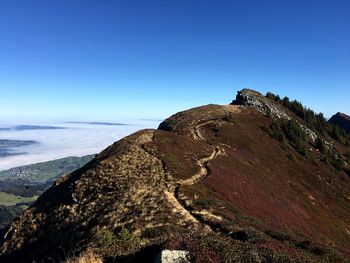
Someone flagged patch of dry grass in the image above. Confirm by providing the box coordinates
[64,250,102,263]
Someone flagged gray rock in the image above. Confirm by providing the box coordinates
[156,250,191,263]
[232,89,290,120]
[232,89,318,142]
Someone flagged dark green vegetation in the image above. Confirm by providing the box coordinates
[264,119,347,170]
[264,119,308,156]
[0,90,349,262]
[0,205,23,229]
[0,155,94,230]
[266,92,350,145]
[265,92,349,171]
[0,180,51,197]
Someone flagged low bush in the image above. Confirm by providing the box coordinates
[264,119,307,156]
[142,225,174,239]
[194,197,220,207]
[93,228,145,257]
[222,114,235,124]
[265,229,292,242]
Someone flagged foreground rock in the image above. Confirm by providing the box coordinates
[157,250,191,263]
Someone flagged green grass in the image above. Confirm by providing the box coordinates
[0,155,94,182]
[0,191,38,206]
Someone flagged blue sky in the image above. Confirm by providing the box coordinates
[0,0,349,121]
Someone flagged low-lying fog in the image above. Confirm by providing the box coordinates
[0,119,161,171]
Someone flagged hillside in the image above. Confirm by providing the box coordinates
[329,112,350,134]
[0,90,349,262]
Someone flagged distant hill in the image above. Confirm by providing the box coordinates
[1,90,349,262]
[0,139,38,157]
[329,112,350,133]
[0,125,66,131]
[0,155,94,229]
[0,155,95,183]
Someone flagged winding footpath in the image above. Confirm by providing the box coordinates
[170,120,227,229]
[177,146,222,186]
[179,120,225,186]
[141,132,199,225]
[148,120,227,228]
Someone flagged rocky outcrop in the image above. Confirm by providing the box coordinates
[232,89,318,142]
[232,89,290,119]
[329,112,350,133]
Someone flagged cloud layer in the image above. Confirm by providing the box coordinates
[0,120,160,171]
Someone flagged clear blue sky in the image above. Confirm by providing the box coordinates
[0,0,349,121]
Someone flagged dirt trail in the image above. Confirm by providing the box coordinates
[133,114,235,230]
[147,120,227,227]
[193,121,213,141]
[178,145,223,186]
[179,121,225,186]
[163,190,198,224]
[170,120,227,229]
[140,131,200,225]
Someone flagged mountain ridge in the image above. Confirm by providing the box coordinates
[329,112,350,134]
[0,89,349,262]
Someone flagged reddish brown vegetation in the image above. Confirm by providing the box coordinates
[162,107,350,256]
[150,130,212,180]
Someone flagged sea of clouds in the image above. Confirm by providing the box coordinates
[0,119,161,171]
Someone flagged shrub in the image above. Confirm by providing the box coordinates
[333,156,345,171]
[222,114,235,124]
[296,240,311,250]
[194,197,220,208]
[265,119,307,156]
[346,152,350,160]
[266,92,279,101]
[315,137,326,153]
[94,229,117,248]
[344,168,350,178]
[265,229,292,242]
[93,228,145,256]
[142,225,174,239]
